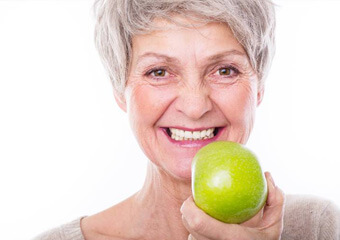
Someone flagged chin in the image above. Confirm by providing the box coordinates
[161,157,193,183]
[173,168,192,182]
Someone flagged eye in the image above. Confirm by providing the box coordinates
[148,69,168,77]
[217,67,236,76]
[144,66,176,85]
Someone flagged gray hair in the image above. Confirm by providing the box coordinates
[94,0,276,94]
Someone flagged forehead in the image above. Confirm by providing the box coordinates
[131,16,247,63]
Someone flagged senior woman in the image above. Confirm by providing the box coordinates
[34,0,340,239]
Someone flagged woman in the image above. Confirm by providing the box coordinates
[34,0,340,239]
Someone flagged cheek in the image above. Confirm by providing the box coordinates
[126,84,175,133]
[126,84,179,168]
[214,82,258,124]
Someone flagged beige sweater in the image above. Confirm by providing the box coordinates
[32,195,340,240]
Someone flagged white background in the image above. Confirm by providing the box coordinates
[1,0,340,239]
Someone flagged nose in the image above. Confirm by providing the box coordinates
[174,84,213,120]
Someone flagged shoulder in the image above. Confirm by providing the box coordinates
[282,194,340,240]
[31,217,85,240]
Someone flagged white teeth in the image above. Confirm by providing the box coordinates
[169,127,216,141]
[200,130,207,138]
[184,131,192,139]
[192,131,200,140]
[175,129,180,136]
[179,129,185,138]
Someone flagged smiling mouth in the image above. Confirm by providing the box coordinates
[165,127,220,141]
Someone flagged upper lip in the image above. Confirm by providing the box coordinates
[163,126,220,131]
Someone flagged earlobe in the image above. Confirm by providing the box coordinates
[114,90,127,112]
[257,87,265,107]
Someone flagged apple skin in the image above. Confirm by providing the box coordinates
[192,141,267,224]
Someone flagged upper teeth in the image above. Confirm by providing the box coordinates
[169,128,215,141]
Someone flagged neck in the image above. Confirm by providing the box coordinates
[132,162,192,239]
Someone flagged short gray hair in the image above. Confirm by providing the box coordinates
[94,0,276,94]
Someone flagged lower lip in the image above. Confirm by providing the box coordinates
[161,127,225,148]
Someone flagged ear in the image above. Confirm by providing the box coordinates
[113,90,127,112]
[257,87,265,107]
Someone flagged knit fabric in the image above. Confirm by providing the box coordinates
[32,216,85,240]
[282,195,340,240]
[32,195,340,240]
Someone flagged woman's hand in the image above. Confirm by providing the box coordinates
[181,172,285,240]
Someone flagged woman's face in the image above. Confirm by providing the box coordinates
[118,17,263,181]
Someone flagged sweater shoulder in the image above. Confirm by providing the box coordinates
[31,217,85,240]
[282,194,340,240]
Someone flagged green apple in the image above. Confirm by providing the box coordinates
[192,141,267,224]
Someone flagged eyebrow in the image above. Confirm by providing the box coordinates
[136,52,181,65]
[136,50,247,65]
[207,50,247,61]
